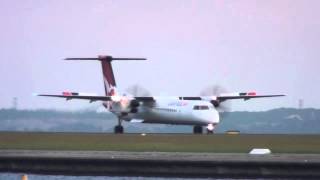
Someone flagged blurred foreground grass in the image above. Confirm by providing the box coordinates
[0,132,319,153]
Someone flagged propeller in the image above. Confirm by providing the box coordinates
[125,84,151,97]
[200,85,232,113]
[123,84,151,113]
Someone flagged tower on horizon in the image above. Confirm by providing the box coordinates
[12,97,18,110]
[298,99,304,109]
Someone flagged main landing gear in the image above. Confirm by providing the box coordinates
[206,129,214,134]
[114,118,124,134]
[193,125,203,134]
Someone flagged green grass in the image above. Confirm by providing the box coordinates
[0,132,319,153]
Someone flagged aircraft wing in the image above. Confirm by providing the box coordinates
[38,91,283,103]
[217,94,285,102]
[181,92,285,102]
[38,94,111,102]
[37,92,154,102]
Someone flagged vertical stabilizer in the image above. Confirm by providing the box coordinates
[65,55,146,97]
[99,55,117,96]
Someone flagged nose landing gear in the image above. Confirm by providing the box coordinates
[206,124,215,134]
[193,124,215,134]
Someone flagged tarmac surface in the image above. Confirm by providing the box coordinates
[1,150,320,163]
[1,150,320,178]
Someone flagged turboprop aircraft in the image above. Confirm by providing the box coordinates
[38,55,285,134]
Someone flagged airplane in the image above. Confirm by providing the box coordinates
[38,55,285,134]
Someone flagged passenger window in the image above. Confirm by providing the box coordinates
[201,106,209,110]
[193,106,200,110]
[194,105,209,110]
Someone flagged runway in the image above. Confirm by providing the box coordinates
[1,150,320,178]
[1,149,320,163]
[1,132,320,178]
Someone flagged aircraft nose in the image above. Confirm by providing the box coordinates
[210,109,220,124]
[194,109,220,124]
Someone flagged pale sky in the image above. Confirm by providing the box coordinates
[0,0,319,111]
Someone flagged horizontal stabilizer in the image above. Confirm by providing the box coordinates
[65,55,146,61]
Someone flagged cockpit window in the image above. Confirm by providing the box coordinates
[193,105,209,110]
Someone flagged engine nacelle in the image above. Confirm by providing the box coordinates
[130,99,140,113]
[130,100,140,107]
[130,108,138,113]
[110,99,140,114]
[210,100,220,107]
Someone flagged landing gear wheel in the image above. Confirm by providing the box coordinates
[114,125,124,134]
[206,129,214,134]
[206,124,215,135]
[193,125,203,134]
[114,118,124,134]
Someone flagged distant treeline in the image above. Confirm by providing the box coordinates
[219,108,320,134]
[0,109,111,120]
[0,108,320,134]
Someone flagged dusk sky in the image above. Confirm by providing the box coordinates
[1,0,319,111]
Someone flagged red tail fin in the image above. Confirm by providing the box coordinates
[65,55,146,96]
[99,56,117,96]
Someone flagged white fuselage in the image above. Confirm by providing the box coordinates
[109,98,220,126]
